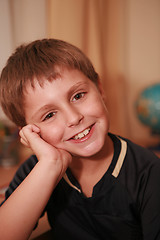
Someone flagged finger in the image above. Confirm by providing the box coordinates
[19,124,41,148]
[20,137,30,148]
[20,125,51,155]
[19,129,30,145]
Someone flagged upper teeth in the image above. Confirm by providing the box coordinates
[73,128,90,140]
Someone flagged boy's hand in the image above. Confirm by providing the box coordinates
[19,124,72,179]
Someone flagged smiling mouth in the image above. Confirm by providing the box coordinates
[72,126,92,140]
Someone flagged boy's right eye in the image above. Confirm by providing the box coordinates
[43,112,56,121]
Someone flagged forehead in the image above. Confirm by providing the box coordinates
[24,66,89,91]
[23,68,92,100]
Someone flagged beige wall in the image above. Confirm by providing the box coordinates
[10,0,47,47]
[0,0,13,73]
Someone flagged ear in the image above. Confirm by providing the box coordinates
[97,79,106,100]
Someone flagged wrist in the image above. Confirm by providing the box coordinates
[36,158,66,184]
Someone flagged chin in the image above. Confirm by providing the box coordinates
[72,140,104,157]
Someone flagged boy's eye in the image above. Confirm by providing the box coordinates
[43,112,56,121]
[72,92,85,101]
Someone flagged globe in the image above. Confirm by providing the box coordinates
[135,83,160,135]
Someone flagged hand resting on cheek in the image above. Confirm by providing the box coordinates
[19,124,72,180]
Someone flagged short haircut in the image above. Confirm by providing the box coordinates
[0,39,99,127]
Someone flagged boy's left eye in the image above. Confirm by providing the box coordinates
[72,92,85,102]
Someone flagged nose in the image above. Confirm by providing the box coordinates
[64,104,84,127]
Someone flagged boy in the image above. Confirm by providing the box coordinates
[0,39,160,240]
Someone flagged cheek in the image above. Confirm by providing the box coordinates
[39,124,64,147]
[89,95,108,117]
[92,97,110,127]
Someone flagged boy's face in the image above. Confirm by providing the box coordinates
[24,68,109,157]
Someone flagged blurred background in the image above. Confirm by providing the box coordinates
[0,0,160,147]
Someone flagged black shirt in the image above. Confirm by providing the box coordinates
[1,133,160,239]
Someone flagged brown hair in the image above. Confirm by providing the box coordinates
[0,39,99,127]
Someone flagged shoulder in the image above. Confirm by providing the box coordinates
[112,133,160,196]
[110,132,160,189]
[116,134,160,169]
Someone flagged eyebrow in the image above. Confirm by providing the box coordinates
[67,81,88,95]
[30,104,55,121]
